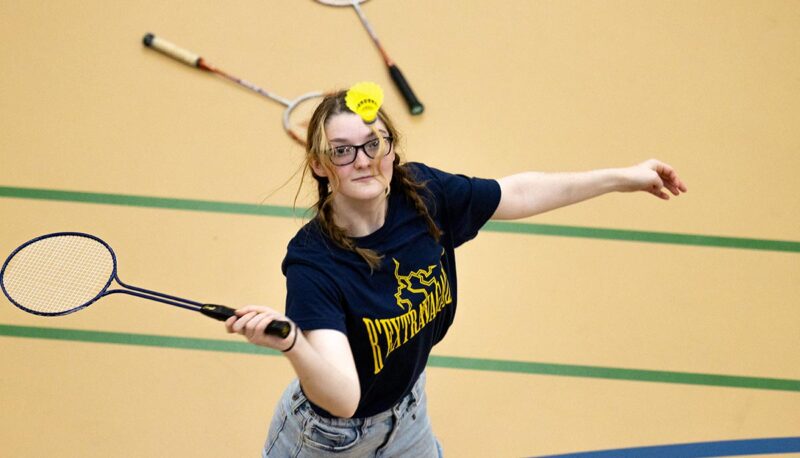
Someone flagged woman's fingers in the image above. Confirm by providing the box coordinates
[224,315,238,333]
[653,161,687,195]
[244,313,277,339]
[225,306,289,347]
[230,311,258,334]
[235,305,270,316]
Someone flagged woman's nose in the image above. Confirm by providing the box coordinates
[352,147,372,167]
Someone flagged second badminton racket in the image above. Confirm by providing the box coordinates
[143,33,323,146]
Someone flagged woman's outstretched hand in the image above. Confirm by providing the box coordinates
[620,159,688,199]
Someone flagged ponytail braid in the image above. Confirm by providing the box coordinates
[393,164,442,243]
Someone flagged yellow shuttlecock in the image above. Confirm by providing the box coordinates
[345,82,384,124]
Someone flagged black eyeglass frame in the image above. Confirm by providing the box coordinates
[329,136,394,166]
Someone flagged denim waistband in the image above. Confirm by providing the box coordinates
[285,372,426,428]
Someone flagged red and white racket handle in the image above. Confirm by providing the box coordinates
[389,65,424,115]
[143,33,202,68]
[201,304,292,338]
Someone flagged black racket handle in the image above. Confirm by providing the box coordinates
[388,65,424,115]
[201,304,292,338]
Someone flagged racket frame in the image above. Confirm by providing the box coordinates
[1,232,116,317]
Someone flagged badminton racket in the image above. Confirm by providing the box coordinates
[143,33,323,146]
[315,0,424,115]
[0,232,291,338]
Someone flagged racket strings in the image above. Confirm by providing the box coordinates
[2,235,114,314]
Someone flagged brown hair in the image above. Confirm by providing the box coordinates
[298,90,441,270]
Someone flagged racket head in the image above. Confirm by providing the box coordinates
[1,232,117,316]
[284,91,326,145]
[315,0,370,6]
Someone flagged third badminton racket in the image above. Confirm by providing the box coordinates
[315,0,424,115]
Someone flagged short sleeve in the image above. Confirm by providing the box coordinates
[409,163,501,247]
[284,263,347,333]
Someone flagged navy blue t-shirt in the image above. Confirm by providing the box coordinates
[281,162,501,418]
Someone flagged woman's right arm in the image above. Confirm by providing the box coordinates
[226,306,360,418]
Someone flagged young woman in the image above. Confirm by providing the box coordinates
[226,90,687,457]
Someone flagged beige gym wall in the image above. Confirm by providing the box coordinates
[1,1,799,456]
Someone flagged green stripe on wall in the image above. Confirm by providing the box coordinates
[2,324,799,393]
[484,221,800,252]
[1,185,799,253]
[0,185,303,218]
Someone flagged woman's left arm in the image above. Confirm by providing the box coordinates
[492,159,687,220]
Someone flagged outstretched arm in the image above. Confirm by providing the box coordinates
[491,159,687,220]
[226,306,360,418]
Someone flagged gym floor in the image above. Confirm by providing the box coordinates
[1,1,798,456]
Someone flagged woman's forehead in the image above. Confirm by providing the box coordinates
[325,112,388,143]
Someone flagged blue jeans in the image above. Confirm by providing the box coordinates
[263,372,443,457]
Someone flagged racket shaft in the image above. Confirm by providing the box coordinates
[351,2,391,64]
[212,71,292,106]
[143,33,201,67]
[348,3,424,115]
[143,33,292,107]
[112,285,291,338]
[389,65,424,115]
[201,304,291,338]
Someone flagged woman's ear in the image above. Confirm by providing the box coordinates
[310,159,328,178]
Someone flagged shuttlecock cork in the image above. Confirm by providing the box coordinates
[345,82,384,124]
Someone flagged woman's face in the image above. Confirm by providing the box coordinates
[313,112,394,205]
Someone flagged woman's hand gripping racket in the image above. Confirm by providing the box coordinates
[0,232,291,338]
[315,0,424,115]
[142,33,323,146]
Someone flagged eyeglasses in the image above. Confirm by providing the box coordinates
[329,136,394,166]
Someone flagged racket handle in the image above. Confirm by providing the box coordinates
[200,304,292,338]
[388,65,424,115]
[143,33,201,68]
[266,320,292,338]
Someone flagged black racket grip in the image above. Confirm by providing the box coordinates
[388,65,424,115]
[200,304,292,338]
